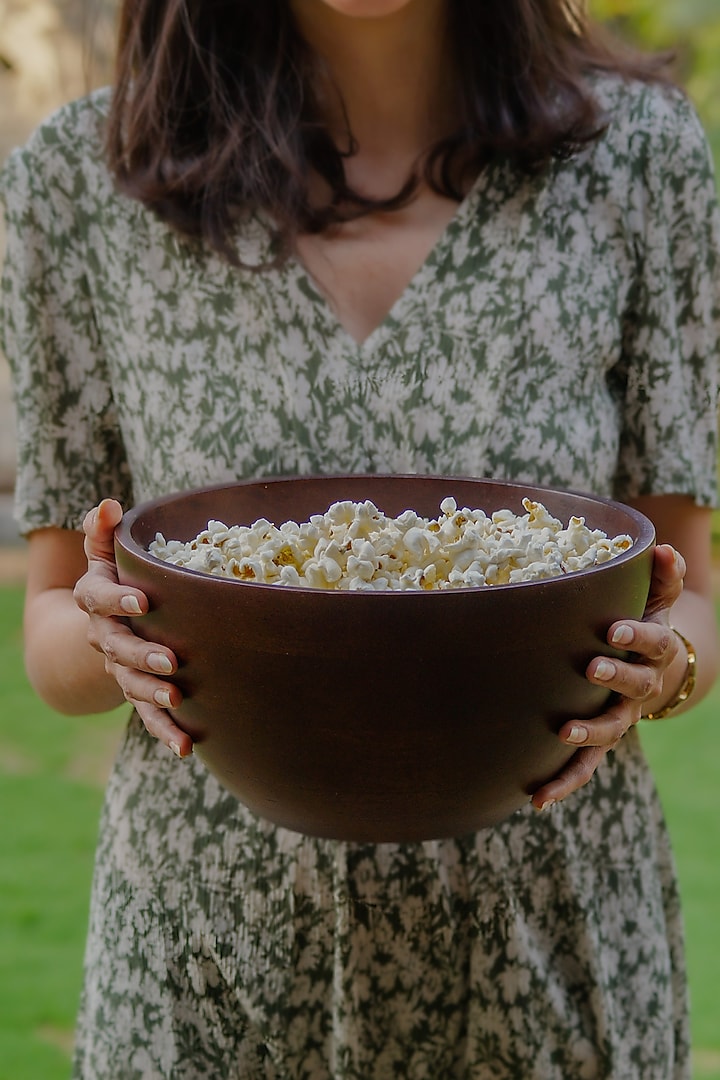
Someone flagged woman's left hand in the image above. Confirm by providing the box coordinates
[531,543,686,811]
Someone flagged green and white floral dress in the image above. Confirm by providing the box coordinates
[2,74,719,1079]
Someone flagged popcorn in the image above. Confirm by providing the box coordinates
[148,497,633,591]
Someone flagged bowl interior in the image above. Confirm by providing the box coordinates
[120,474,655,588]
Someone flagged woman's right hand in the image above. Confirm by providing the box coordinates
[73,499,194,758]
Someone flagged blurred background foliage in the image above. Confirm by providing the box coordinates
[590,0,720,165]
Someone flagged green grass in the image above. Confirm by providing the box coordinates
[0,586,125,1080]
[641,703,720,1079]
[0,584,718,1078]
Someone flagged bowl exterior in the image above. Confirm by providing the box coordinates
[115,475,655,841]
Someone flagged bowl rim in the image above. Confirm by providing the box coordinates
[114,473,657,597]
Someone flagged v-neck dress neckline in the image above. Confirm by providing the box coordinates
[287,169,492,357]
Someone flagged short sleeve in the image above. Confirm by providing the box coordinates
[611,87,720,507]
[0,105,133,536]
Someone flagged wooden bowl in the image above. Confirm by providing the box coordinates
[114,475,655,841]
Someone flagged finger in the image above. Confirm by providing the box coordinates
[653,543,686,586]
[132,699,194,758]
[586,625,679,708]
[77,499,148,612]
[107,656,187,748]
[82,499,124,563]
[586,653,657,704]
[605,618,677,663]
[532,745,607,809]
[75,500,151,618]
[90,621,178,679]
[556,697,641,750]
[642,544,685,619]
[111,659,182,709]
[74,571,150,619]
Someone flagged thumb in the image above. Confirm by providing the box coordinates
[643,543,685,620]
[82,499,124,564]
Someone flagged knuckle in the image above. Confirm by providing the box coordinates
[101,634,122,665]
[82,507,98,534]
[651,671,666,698]
[83,590,100,616]
[656,628,674,659]
[116,672,139,705]
[139,711,162,740]
[573,759,598,787]
[636,672,655,701]
[113,669,130,698]
[73,582,92,614]
[568,749,602,788]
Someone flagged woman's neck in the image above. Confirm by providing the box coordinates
[290,0,454,191]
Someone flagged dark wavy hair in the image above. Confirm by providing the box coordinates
[106,0,669,264]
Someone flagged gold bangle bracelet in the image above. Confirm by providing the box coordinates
[642,628,697,721]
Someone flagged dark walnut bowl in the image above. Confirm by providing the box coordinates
[114,475,655,842]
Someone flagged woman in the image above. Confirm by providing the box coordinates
[2,0,718,1076]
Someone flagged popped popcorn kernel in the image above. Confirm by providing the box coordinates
[148,498,633,590]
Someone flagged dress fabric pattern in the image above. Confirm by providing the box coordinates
[1,75,719,1079]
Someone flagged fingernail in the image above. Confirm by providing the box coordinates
[154,688,174,708]
[566,725,588,745]
[169,741,183,758]
[594,659,615,681]
[611,624,634,646]
[535,799,556,812]
[148,652,173,674]
[121,595,143,615]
